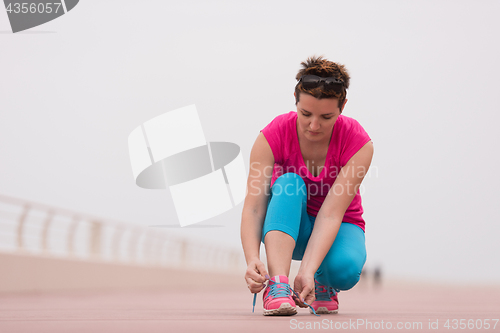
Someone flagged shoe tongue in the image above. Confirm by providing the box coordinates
[272,275,289,284]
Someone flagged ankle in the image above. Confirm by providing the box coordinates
[269,273,289,279]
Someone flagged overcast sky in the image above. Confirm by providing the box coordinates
[1,0,499,285]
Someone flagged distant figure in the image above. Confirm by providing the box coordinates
[358,267,369,288]
[373,266,382,287]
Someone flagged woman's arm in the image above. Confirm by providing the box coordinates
[295,141,374,303]
[241,132,275,293]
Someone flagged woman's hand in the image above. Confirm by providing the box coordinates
[293,272,315,308]
[245,258,270,294]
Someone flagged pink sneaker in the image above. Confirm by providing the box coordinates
[262,275,297,316]
[310,279,339,314]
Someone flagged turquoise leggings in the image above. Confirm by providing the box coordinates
[261,172,366,291]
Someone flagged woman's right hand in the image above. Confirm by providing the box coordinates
[245,258,270,294]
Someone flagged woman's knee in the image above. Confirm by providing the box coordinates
[319,255,364,290]
[273,173,307,198]
[334,266,362,290]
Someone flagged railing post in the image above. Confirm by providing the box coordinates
[158,239,167,266]
[147,234,160,266]
[213,247,220,269]
[153,235,165,266]
[16,204,30,251]
[180,239,187,268]
[89,220,102,260]
[231,251,241,271]
[41,210,54,254]
[128,229,141,264]
[67,216,79,257]
[144,232,153,265]
[112,226,124,262]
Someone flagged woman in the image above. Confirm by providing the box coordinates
[241,56,373,316]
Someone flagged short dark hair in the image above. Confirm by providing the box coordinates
[295,56,350,108]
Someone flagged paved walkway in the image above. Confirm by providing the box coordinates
[0,279,499,332]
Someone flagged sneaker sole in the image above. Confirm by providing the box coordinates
[263,303,297,316]
[310,307,338,314]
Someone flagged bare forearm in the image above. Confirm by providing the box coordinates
[240,209,265,264]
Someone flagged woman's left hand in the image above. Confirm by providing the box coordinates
[293,273,315,308]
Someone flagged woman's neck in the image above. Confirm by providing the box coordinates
[298,130,332,152]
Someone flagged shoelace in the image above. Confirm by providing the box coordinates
[314,281,335,301]
[252,280,319,316]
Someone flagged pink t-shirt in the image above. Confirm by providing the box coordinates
[261,111,371,232]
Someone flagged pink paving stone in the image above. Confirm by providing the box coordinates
[0,278,499,333]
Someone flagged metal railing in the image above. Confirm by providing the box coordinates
[0,194,245,272]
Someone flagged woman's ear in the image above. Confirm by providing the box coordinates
[340,98,348,113]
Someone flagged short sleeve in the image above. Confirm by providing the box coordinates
[339,118,371,166]
[261,116,284,164]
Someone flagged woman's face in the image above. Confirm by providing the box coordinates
[295,92,346,144]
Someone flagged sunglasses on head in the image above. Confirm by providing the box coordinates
[297,75,344,93]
